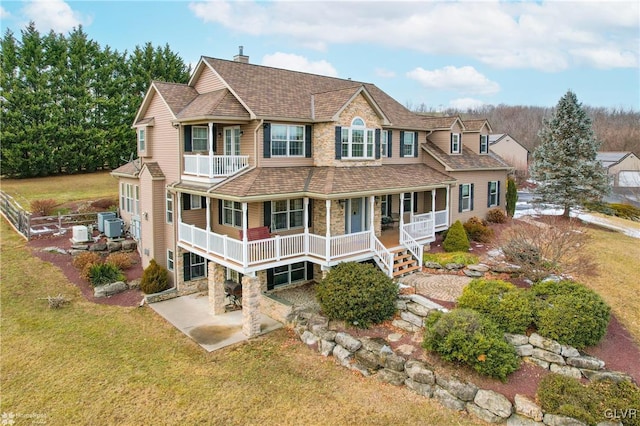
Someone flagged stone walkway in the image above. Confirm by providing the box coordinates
[399,272,472,303]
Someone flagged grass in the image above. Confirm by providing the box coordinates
[0,171,118,208]
[575,226,640,345]
[423,251,479,267]
[0,220,482,425]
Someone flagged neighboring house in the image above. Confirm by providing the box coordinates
[596,152,640,188]
[488,134,529,176]
[111,51,510,336]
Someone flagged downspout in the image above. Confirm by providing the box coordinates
[254,118,264,169]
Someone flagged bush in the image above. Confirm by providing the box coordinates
[30,198,58,216]
[532,280,610,349]
[316,262,397,328]
[88,263,125,287]
[609,203,640,221]
[423,252,478,267]
[538,374,640,426]
[506,177,517,217]
[106,252,134,270]
[72,251,101,271]
[423,309,520,381]
[486,207,508,224]
[457,279,534,334]
[140,259,169,294]
[442,220,470,252]
[463,217,494,243]
[91,198,119,210]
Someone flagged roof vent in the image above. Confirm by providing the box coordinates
[234,45,249,64]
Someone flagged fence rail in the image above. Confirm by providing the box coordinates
[0,191,31,239]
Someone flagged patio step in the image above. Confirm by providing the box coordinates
[393,264,421,278]
[391,248,420,278]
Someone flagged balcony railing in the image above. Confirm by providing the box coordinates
[183,154,249,179]
[434,209,449,230]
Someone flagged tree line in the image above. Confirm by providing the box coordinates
[409,104,640,155]
[1,23,191,178]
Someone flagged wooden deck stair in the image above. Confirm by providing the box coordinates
[391,248,420,278]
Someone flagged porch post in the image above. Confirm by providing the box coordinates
[206,197,211,252]
[303,197,309,253]
[410,191,415,222]
[399,192,405,230]
[177,192,182,223]
[242,202,248,268]
[431,189,436,214]
[325,199,331,262]
[445,185,450,227]
[242,271,261,337]
[208,122,215,175]
[369,196,375,232]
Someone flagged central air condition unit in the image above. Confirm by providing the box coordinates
[104,218,123,238]
[97,212,116,233]
[72,225,89,243]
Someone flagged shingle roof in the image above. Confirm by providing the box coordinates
[596,152,631,168]
[111,159,141,178]
[489,133,505,143]
[143,162,165,179]
[209,164,454,199]
[152,81,199,116]
[462,119,489,132]
[423,141,511,171]
[177,89,250,119]
[420,116,461,130]
[312,87,362,121]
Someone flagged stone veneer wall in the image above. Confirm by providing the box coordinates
[175,246,208,296]
[290,295,632,426]
[312,200,347,236]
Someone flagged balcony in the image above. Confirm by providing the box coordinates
[183,154,250,183]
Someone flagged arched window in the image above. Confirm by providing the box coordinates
[341,117,375,158]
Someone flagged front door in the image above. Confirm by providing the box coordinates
[224,127,241,156]
[345,197,368,234]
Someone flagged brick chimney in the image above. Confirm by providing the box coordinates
[233,46,249,64]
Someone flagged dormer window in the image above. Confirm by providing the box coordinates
[480,134,489,154]
[451,133,461,154]
[341,117,375,159]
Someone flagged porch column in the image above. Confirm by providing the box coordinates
[206,197,211,252]
[369,196,375,232]
[242,272,261,337]
[399,192,405,230]
[410,191,415,222]
[177,192,182,223]
[208,262,226,315]
[208,123,215,175]
[445,185,450,227]
[242,202,248,268]
[303,197,309,253]
[431,189,436,214]
[325,199,331,262]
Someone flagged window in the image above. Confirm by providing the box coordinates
[223,200,242,227]
[480,134,489,154]
[460,183,473,212]
[273,262,306,287]
[120,183,139,215]
[130,218,141,240]
[189,194,202,210]
[192,126,208,151]
[226,268,242,283]
[184,252,206,281]
[272,198,304,231]
[341,117,375,159]
[134,185,140,216]
[488,181,499,207]
[380,195,390,216]
[402,193,418,213]
[271,124,304,157]
[166,191,173,223]
[138,129,145,152]
[451,133,461,154]
[381,130,388,157]
[167,250,174,271]
[403,132,415,157]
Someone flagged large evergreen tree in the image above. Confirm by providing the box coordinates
[530,90,609,217]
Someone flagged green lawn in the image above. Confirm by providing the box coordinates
[0,220,481,425]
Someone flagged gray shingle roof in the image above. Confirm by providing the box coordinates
[423,141,511,171]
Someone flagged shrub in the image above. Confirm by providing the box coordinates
[463,217,494,243]
[457,279,534,334]
[140,259,169,294]
[88,263,125,287]
[423,252,478,267]
[609,203,640,221]
[532,280,610,349]
[91,198,119,210]
[506,177,517,217]
[486,207,508,224]
[72,251,101,271]
[423,309,520,381]
[30,198,58,216]
[442,220,470,252]
[106,252,133,270]
[538,374,640,426]
[316,262,397,328]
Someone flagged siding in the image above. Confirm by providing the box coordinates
[449,170,508,223]
[138,169,166,269]
[490,136,529,172]
[258,121,314,168]
[609,154,640,186]
[194,65,226,93]
[381,130,424,165]
[145,91,180,183]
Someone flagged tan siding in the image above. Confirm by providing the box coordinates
[449,170,508,223]
[382,130,423,165]
[138,170,166,269]
[194,66,226,93]
[429,129,453,153]
[465,131,481,155]
[490,136,529,172]
[423,152,448,172]
[164,190,176,287]
[144,92,180,183]
[259,121,315,168]
[151,179,167,267]
[609,154,640,186]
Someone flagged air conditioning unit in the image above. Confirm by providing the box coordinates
[72,225,89,243]
[104,218,123,238]
[97,212,116,233]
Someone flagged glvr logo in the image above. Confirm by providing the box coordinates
[605,408,638,419]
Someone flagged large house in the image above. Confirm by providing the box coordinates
[596,152,640,188]
[488,133,529,177]
[112,51,511,336]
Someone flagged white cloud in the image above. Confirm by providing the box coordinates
[1,6,10,19]
[22,0,90,33]
[261,52,338,77]
[449,98,486,110]
[375,68,396,78]
[188,0,639,71]
[407,66,500,95]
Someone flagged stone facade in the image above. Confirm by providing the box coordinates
[175,246,208,296]
[242,273,262,337]
[208,262,226,315]
[312,199,346,236]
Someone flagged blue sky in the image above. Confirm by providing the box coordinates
[1,0,639,111]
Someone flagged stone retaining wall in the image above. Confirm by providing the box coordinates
[290,294,628,426]
[260,293,294,324]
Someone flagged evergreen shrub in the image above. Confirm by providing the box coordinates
[442,220,470,252]
[316,262,397,328]
[88,263,125,287]
[423,309,520,381]
[463,217,494,242]
[140,259,169,294]
[457,279,534,334]
[532,280,610,349]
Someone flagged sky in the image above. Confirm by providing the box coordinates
[1,0,639,111]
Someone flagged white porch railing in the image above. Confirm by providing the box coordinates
[400,227,424,269]
[329,230,370,258]
[402,219,435,242]
[411,212,432,223]
[183,154,249,178]
[435,209,449,229]
[371,234,394,277]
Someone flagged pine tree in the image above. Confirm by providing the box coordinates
[530,90,609,217]
[506,177,518,217]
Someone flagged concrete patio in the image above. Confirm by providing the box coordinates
[149,292,283,352]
